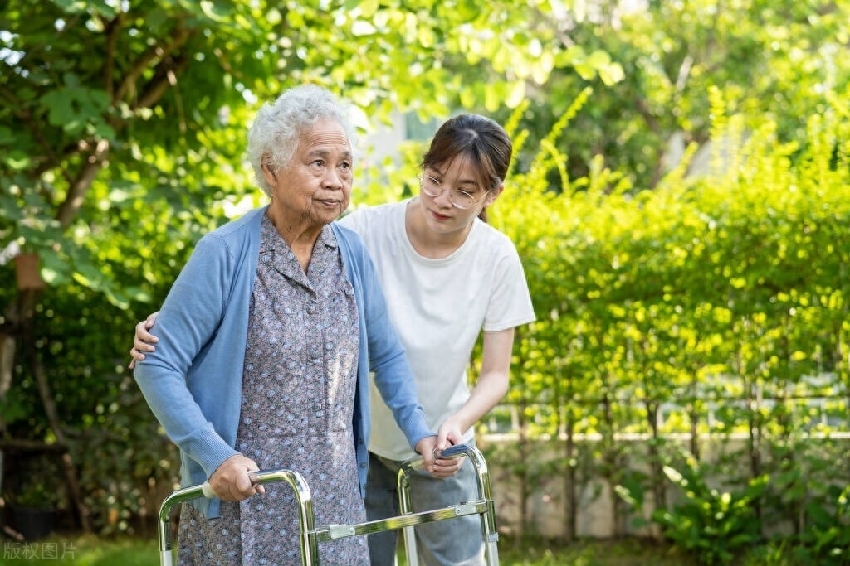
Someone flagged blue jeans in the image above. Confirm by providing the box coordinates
[365,448,485,566]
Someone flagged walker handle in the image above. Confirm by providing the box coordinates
[406,443,470,471]
[201,472,260,498]
[434,444,468,460]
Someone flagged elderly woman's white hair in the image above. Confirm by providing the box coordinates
[247,85,355,197]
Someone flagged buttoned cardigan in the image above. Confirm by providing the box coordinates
[134,206,431,518]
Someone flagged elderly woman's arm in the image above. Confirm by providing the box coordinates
[133,235,260,499]
[358,253,437,466]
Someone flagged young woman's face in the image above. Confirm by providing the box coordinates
[417,157,499,235]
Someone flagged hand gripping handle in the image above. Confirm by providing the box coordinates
[201,471,260,498]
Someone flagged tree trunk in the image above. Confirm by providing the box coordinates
[12,288,93,533]
[645,401,665,541]
[30,348,92,533]
[14,253,46,291]
[564,413,576,542]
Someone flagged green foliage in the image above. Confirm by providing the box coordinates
[494,87,850,435]
[490,79,849,554]
[0,0,620,301]
[0,0,619,535]
[791,484,850,566]
[3,452,65,513]
[651,458,768,565]
[495,0,850,192]
[758,435,850,565]
[9,477,62,510]
[4,283,180,533]
[2,0,849,550]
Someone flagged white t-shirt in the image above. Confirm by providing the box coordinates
[339,199,536,460]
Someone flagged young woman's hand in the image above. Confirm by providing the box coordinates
[127,311,160,369]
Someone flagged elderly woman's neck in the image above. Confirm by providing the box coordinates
[265,207,323,270]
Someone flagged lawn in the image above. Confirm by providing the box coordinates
[1,535,159,565]
[0,533,805,565]
[0,534,692,565]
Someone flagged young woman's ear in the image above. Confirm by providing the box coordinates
[484,183,504,206]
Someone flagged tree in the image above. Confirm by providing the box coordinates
[0,0,619,533]
[497,0,850,191]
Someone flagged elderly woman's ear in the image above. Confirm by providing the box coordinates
[261,160,277,185]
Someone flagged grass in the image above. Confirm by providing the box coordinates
[496,537,688,566]
[1,534,691,565]
[0,535,158,565]
[0,533,813,565]
[394,537,689,566]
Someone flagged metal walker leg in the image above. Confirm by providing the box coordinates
[399,444,500,566]
[157,469,318,566]
[157,444,499,565]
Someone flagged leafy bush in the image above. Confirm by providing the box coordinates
[651,458,768,565]
[493,88,850,553]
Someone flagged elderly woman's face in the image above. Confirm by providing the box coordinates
[264,117,353,227]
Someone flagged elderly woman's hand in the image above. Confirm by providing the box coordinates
[207,454,265,501]
[415,433,464,478]
[415,435,439,473]
[428,420,465,478]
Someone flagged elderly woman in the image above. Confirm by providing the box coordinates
[133,85,437,565]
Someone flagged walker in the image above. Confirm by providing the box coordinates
[157,443,500,565]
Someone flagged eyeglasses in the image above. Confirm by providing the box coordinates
[419,173,488,210]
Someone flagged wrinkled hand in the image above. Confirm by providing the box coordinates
[128,311,160,369]
[207,454,265,501]
[415,435,439,474]
[429,419,465,478]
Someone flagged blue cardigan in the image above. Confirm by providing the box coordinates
[133,206,432,518]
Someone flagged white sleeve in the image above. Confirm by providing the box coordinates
[339,208,380,242]
[483,246,536,331]
[338,209,362,231]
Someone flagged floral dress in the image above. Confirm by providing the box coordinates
[177,216,369,565]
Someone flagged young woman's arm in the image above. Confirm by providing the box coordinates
[436,328,515,445]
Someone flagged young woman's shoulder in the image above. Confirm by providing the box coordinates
[341,201,401,221]
[338,201,405,235]
[474,219,520,252]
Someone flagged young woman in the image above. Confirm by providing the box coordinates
[131,113,535,565]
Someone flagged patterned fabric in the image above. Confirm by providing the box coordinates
[177,216,368,565]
